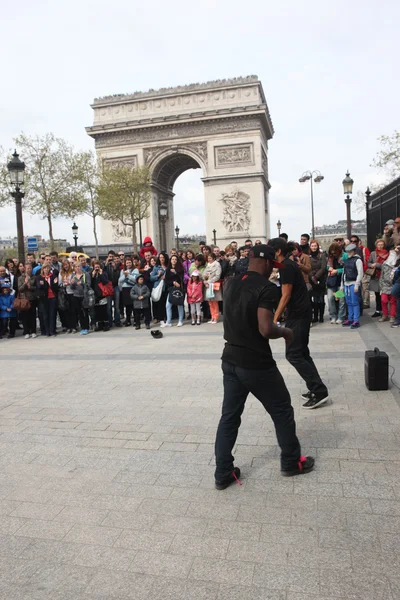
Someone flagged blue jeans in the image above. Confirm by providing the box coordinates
[166,297,184,324]
[327,287,346,321]
[107,287,121,325]
[391,282,400,321]
[215,361,301,478]
[39,297,57,336]
[344,284,360,323]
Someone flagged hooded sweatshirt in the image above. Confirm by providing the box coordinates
[139,236,157,258]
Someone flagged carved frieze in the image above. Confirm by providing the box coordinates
[214,143,254,168]
[94,117,261,148]
[219,190,251,233]
[143,142,208,166]
[104,155,137,168]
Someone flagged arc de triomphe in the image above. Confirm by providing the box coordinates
[86,75,274,250]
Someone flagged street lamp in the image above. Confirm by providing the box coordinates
[365,186,371,249]
[277,220,281,235]
[298,170,324,240]
[7,150,26,263]
[159,202,168,251]
[175,225,180,250]
[72,222,79,249]
[342,171,354,240]
[212,229,217,246]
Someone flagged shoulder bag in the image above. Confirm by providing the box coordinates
[151,281,164,302]
[168,286,184,306]
[98,281,114,297]
[13,293,31,312]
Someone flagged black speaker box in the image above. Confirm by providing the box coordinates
[364,347,389,391]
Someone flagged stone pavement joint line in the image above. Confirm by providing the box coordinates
[0,316,399,599]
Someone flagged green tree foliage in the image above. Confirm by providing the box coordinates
[97,163,151,248]
[14,133,86,249]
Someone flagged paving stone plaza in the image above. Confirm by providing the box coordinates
[0,317,400,599]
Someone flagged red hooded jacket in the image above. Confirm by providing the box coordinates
[139,236,158,258]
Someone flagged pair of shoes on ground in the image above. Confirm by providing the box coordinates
[135,325,151,330]
[330,319,343,324]
[301,391,330,409]
[379,315,396,323]
[208,320,218,324]
[215,457,315,490]
[342,320,360,329]
[160,322,183,328]
[191,320,201,326]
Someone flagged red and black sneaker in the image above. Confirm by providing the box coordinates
[215,467,242,490]
[281,456,315,477]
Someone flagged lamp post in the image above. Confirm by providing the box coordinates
[159,202,168,251]
[7,150,26,263]
[212,229,217,246]
[175,225,180,250]
[277,220,281,236]
[365,186,371,249]
[299,170,324,240]
[342,171,354,240]
[72,222,79,249]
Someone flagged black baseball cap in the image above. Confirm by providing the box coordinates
[249,244,284,268]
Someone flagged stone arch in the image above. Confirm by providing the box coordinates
[87,76,274,250]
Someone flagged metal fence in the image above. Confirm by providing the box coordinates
[368,176,400,249]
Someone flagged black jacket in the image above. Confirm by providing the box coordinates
[91,271,109,299]
[165,268,184,290]
[235,257,249,277]
[36,273,59,300]
[103,262,120,287]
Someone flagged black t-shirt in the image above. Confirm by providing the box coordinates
[222,271,280,369]
[279,258,311,319]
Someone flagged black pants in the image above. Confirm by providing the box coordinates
[215,361,301,479]
[0,317,17,337]
[71,296,89,330]
[134,307,151,327]
[285,316,328,397]
[375,292,382,313]
[21,303,37,335]
[153,290,168,321]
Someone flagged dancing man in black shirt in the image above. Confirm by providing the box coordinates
[214,244,314,490]
[269,237,329,410]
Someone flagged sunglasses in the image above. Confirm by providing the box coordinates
[118,254,124,257]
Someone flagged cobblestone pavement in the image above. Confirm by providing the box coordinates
[0,316,399,599]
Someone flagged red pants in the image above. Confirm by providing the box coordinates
[381,293,396,317]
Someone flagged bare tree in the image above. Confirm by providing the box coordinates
[97,163,151,249]
[372,130,400,180]
[75,151,101,258]
[14,133,85,249]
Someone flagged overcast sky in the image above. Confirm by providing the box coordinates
[1,0,398,245]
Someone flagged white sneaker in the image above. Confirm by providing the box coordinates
[160,321,165,327]
[24,334,30,339]
[336,319,343,324]
[208,320,214,324]
[161,323,172,328]
[330,319,336,324]
[177,322,183,327]
[31,333,37,339]
[211,320,218,324]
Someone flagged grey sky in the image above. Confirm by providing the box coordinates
[1,0,399,245]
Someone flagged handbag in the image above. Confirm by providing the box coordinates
[151,282,163,302]
[365,267,376,277]
[168,287,184,306]
[83,286,95,309]
[213,281,221,291]
[57,288,68,311]
[13,294,31,312]
[206,283,215,300]
[98,281,114,297]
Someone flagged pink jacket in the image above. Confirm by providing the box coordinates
[187,280,203,304]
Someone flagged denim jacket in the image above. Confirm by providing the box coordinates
[150,265,166,290]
